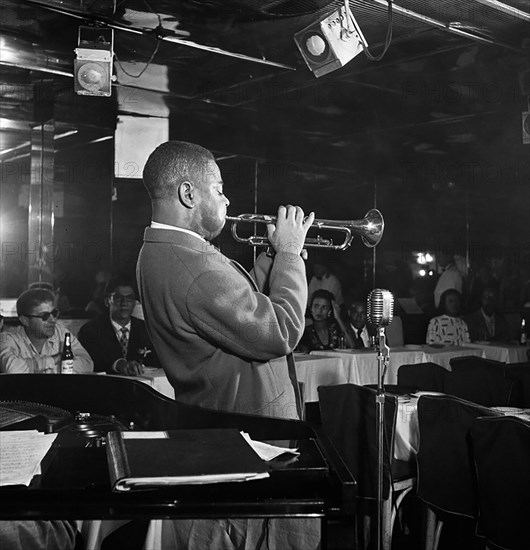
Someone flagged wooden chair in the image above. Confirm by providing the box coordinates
[416,394,500,550]
[318,384,416,550]
[471,415,530,550]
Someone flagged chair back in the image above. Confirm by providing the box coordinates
[471,415,530,550]
[397,362,447,392]
[503,361,530,407]
[416,394,499,518]
[447,356,511,406]
[318,384,397,500]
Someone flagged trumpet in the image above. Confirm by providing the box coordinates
[225,208,384,250]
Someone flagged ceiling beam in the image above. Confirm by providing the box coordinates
[20,0,296,70]
[472,0,530,22]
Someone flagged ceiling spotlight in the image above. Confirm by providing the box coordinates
[74,26,114,97]
[294,5,367,78]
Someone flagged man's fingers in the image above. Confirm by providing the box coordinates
[303,211,315,229]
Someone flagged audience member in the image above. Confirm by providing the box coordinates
[426,288,470,346]
[298,290,351,352]
[307,261,343,307]
[433,252,464,309]
[56,278,90,317]
[464,285,511,342]
[78,276,159,375]
[85,270,111,317]
[0,289,93,374]
[344,299,374,349]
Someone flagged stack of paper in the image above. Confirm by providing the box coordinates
[0,430,57,486]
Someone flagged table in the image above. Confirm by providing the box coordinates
[140,368,175,399]
[292,353,347,402]
[466,343,529,364]
[393,396,530,463]
[142,357,348,404]
[312,347,426,386]
[419,345,486,370]
[394,395,420,461]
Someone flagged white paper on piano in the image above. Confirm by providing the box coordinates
[0,430,57,487]
[240,432,300,461]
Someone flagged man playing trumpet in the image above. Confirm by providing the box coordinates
[137,140,319,549]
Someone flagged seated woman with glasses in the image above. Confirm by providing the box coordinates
[426,288,471,346]
[0,288,93,374]
[78,275,159,376]
[297,289,353,352]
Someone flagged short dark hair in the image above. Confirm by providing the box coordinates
[104,275,137,297]
[17,289,56,316]
[309,289,335,307]
[143,141,215,200]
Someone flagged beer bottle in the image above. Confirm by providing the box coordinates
[520,318,527,346]
[60,332,74,374]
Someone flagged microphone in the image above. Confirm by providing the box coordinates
[367,289,394,328]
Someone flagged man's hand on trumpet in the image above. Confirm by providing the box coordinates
[266,205,315,259]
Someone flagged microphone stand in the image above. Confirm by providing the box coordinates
[375,325,390,550]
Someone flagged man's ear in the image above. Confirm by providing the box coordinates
[19,315,29,328]
[178,181,195,209]
[104,296,110,308]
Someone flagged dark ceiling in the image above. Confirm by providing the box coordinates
[1,0,529,254]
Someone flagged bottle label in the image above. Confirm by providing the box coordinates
[61,359,74,374]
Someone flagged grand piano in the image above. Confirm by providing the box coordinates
[0,374,356,535]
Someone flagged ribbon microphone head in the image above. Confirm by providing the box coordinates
[367,289,394,328]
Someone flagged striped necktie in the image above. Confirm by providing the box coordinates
[119,327,129,358]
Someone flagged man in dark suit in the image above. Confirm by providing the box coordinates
[464,285,511,343]
[78,275,159,375]
[344,299,375,349]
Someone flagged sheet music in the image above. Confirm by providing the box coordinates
[0,430,57,487]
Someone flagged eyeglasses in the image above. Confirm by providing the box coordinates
[109,294,136,303]
[23,309,60,321]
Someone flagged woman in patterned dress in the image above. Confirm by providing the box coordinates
[426,288,470,346]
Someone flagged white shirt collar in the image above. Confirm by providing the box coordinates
[111,319,131,334]
[150,221,206,242]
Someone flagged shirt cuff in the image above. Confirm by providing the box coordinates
[111,358,127,374]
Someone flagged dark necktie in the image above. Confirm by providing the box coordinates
[119,327,129,358]
[355,329,365,349]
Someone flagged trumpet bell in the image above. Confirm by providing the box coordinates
[357,208,384,248]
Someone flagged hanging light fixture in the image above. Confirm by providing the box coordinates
[74,26,114,97]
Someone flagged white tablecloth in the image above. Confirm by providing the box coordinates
[134,357,348,404]
[312,347,427,385]
[466,343,529,364]
[141,368,175,398]
[108,370,175,399]
[292,353,347,402]
[420,345,486,370]
[395,395,420,461]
